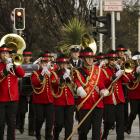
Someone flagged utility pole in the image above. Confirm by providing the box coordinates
[99,0,103,52]
[138,0,140,52]
[111,11,116,50]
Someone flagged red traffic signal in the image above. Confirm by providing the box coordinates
[14,8,25,30]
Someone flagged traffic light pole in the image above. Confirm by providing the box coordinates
[111,11,116,50]
[138,0,140,52]
[99,0,103,53]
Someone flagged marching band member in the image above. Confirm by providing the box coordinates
[31,54,55,140]
[16,51,35,135]
[0,44,25,140]
[125,51,140,134]
[51,54,75,140]
[102,50,135,140]
[116,44,129,129]
[73,47,109,140]
[69,45,83,68]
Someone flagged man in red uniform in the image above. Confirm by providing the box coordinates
[0,44,25,140]
[125,51,140,134]
[102,50,135,140]
[116,44,129,128]
[51,54,75,140]
[73,47,109,140]
[31,54,55,140]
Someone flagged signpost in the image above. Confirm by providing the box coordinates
[104,0,123,50]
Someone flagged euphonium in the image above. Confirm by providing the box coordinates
[81,33,97,54]
[0,33,26,65]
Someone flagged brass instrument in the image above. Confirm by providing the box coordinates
[81,33,97,54]
[123,59,135,73]
[0,33,26,65]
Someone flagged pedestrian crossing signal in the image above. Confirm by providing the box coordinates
[14,8,25,30]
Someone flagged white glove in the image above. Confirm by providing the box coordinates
[41,66,50,76]
[6,58,13,64]
[65,68,70,75]
[33,57,42,64]
[46,62,52,69]
[100,89,109,97]
[6,63,13,72]
[77,86,87,98]
[115,64,121,70]
[99,61,105,68]
[63,68,71,79]
[136,66,140,73]
[115,69,124,77]
[63,72,71,80]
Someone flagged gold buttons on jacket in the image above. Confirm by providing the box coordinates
[8,76,10,87]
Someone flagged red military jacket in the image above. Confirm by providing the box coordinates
[127,78,140,100]
[73,65,107,110]
[31,70,54,104]
[0,62,25,102]
[103,66,135,105]
[51,69,75,106]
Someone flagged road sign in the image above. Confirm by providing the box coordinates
[104,0,123,11]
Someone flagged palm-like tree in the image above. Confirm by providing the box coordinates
[57,18,87,54]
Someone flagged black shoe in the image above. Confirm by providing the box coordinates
[36,135,41,140]
[101,133,108,140]
[19,128,24,134]
[125,128,131,134]
[28,131,34,136]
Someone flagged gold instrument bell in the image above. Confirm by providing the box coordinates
[0,33,26,65]
[123,59,135,73]
[81,33,97,54]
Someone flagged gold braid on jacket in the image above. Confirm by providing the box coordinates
[73,65,94,87]
[31,71,46,94]
[126,79,139,90]
[51,71,74,98]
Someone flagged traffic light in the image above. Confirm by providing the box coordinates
[14,8,25,30]
[89,7,96,27]
[96,13,111,36]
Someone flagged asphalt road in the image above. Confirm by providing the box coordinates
[4,114,140,140]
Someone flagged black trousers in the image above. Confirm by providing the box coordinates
[123,85,129,127]
[16,96,28,130]
[34,103,54,140]
[102,104,124,140]
[53,105,74,140]
[0,102,18,140]
[126,99,140,130]
[78,107,103,140]
[16,95,35,133]
[28,101,35,133]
